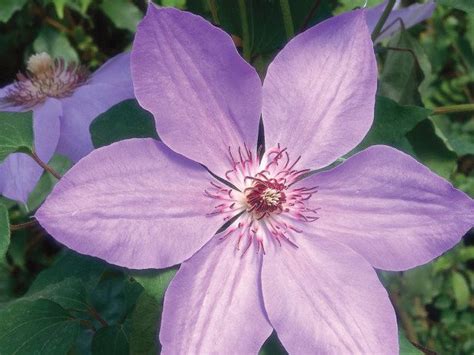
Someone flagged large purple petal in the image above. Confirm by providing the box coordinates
[56,82,134,162]
[36,138,224,269]
[366,1,436,41]
[299,145,474,271]
[1,98,61,203]
[160,237,272,354]
[261,236,398,354]
[262,10,377,170]
[89,52,132,86]
[132,5,261,177]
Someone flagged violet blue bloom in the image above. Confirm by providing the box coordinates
[366,0,436,41]
[36,5,473,354]
[0,52,134,203]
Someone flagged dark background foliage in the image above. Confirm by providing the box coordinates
[0,0,473,354]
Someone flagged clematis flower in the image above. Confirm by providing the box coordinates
[0,52,134,203]
[366,0,436,41]
[36,5,473,354]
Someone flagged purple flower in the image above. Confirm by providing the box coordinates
[0,52,134,203]
[36,5,473,354]
[366,0,436,41]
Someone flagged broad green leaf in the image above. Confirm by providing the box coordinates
[100,0,143,32]
[91,324,129,355]
[379,30,432,105]
[399,331,423,355]
[0,0,28,22]
[23,277,88,311]
[129,268,177,354]
[26,154,72,211]
[129,292,160,355]
[451,271,470,310]
[22,252,106,312]
[133,268,177,300]
[407,119,458,178]
[0,203,9,264]
[33,27,78,62]
[28,251,106,294]
[90,272,141,324]
[0,111,33,162]
[90,99,158,148]
[431,115,474,156]
[0,299,80,354]
[437,0,474,13]
[355,96,431,153]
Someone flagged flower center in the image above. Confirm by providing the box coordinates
[246,181,286,217]
[2,52,89,108]
[205,145,319,255]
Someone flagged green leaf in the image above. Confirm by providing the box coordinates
[26,154,72,211]
[379,30,432,105]
[0,0,28,22]
[161,0,186,8]
[28,251,106,294]
[90,99,158,148]
[100,0,143,32]
[52,0,68,18]
[259,332,287,355]
[79,0,93,13]
[91,324,129,355]
[437,0,474,13]
[129,292,160,355]
[0,299,80,354]
[23,277,88,311]
[451,271,470,310]
[431,115,474,156]
[33,27,78,62]
[133,268,177,300]
[407,119,458,178]
[129,268,177,354]
[213,0,334,56]
[0,111,33,163]
[90,272,133,324]
[0,203,9,264]
[355,96,431,153]
[399,331,423,355]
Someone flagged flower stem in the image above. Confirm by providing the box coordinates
[238,0,251,61]
[88,306,108,327]
[29,151,62,180]
[10,219,38,231]
[371,0,396,41]
[207,0,219,25]
[279,0,295,39]
[432,103,474,115]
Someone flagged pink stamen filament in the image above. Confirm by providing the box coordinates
[206,145,319,255]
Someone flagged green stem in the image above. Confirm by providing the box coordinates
[238,0,251,61]
[371,0,396,41]
[279,0,295,39]
[29,151,62,180]
[432,103,474,115]
[207,0,219,25]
